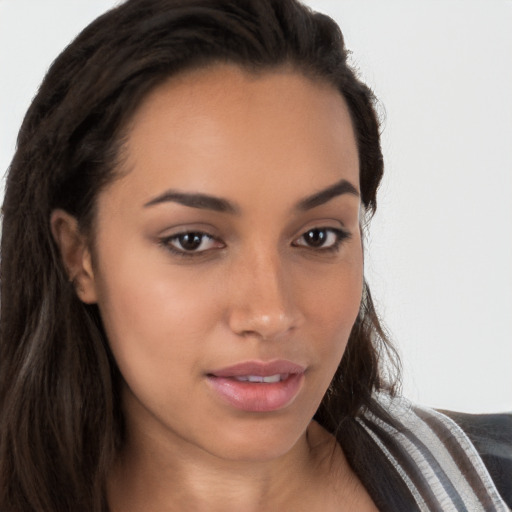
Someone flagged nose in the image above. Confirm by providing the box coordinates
[226,250,303,341]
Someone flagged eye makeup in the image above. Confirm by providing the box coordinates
[158,225,351,259]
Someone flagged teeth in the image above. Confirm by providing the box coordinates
[234,374,287,383]
[260,374,280,383]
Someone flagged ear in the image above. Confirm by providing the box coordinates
[50,209,98,304]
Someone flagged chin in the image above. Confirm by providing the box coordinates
[199,414,309,463]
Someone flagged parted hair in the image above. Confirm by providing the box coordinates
[0,0,400,509]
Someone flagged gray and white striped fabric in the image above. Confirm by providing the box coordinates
[358,394,509,511]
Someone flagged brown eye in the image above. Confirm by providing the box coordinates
[303,229,328,247]
[161,231,223,255]
[293,227,349,250]
[176,233,204,251]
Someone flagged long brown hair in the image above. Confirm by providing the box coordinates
[0,0,400,509]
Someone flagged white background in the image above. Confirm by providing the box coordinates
[1,0,511,413]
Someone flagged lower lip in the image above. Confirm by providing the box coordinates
[206,373,304,412]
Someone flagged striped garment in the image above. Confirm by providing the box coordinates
[357,394,510,511]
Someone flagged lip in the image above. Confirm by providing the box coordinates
[209,360,306,378]
[206,360,306,413]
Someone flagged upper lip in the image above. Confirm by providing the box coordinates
[208,360,306,378]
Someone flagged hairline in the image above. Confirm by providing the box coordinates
[82,59,358,243]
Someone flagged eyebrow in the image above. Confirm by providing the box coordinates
[144,190,238,213]
[143,178,359,213]
[296,178,359,211]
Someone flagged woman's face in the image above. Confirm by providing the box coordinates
[88,64,362,461]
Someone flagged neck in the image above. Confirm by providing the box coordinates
[107,420,345,512]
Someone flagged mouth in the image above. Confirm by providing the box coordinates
[230,374,289,383]
[206,360,306,413]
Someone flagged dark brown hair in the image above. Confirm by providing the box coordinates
[0,0,400,509]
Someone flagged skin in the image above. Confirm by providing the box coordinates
[52,64,377,511]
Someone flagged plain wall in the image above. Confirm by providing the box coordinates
[1,0,511,413]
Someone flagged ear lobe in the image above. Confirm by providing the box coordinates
[50,209,98,304]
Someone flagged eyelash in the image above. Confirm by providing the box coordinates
[159,232,223,257]
[159,227,350,258]
[292,227,350,252]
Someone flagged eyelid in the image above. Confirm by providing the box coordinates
[292,226,351,251]
[156,222,351,258]
[159,230,225,257]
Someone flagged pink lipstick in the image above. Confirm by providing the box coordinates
[206,360,305,412]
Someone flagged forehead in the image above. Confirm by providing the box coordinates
[111,64,359,211]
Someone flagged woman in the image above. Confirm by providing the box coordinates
[0,0,510,510]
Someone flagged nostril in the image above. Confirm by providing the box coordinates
[235,316,296,341]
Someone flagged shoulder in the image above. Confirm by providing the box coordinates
[439,408,512,509]
[358,394,511,511]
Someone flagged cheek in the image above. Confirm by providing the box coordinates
[93,246,224,383]
[306,244,363,320]
[93,227,362,384]
[303,248,363,360]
